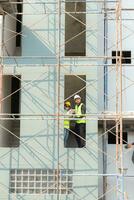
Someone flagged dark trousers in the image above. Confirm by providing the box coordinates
[75,123,86,148]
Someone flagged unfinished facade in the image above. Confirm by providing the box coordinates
[0,0,133,200]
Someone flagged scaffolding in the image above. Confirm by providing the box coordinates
[0,0,134,200]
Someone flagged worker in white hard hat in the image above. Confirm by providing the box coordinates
[64,101,74,147]
[74,94,86,148]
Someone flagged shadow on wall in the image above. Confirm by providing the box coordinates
[4,26,57,65]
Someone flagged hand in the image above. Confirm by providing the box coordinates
[128,144,133,148]
[125,144,133,149]
[71,109,75,114]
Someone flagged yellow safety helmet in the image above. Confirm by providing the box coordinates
[64,101,71,107]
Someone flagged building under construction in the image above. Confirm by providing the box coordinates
[0,0,133,199]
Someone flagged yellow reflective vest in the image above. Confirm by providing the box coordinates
[75,103,86,124]
[64,110,70,129]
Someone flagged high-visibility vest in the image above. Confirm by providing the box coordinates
[64,110,70,129]
[75,103,86,124]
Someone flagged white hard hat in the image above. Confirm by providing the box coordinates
[74,94,81,100]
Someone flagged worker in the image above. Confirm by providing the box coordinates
[64,101,74,147]
[125,143,134,164]
[74,94,86,148]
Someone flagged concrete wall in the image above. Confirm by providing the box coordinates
[107,0,134,112]
[0,1,105,199]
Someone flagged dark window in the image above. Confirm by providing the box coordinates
[108,131,128,144]
[0,75,21,147]
[16,0,23,47]
[10,76,21,147]
[112,51,131,64]
[64,75,86,148]
[11,76,21,116]
[65,1,86,56]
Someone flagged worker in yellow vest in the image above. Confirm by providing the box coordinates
[74,95,86,148]
[64,101,73,147]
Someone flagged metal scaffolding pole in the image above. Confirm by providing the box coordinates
[0,0,134,199]
[115,0,126,199]
[57,0,61,198]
